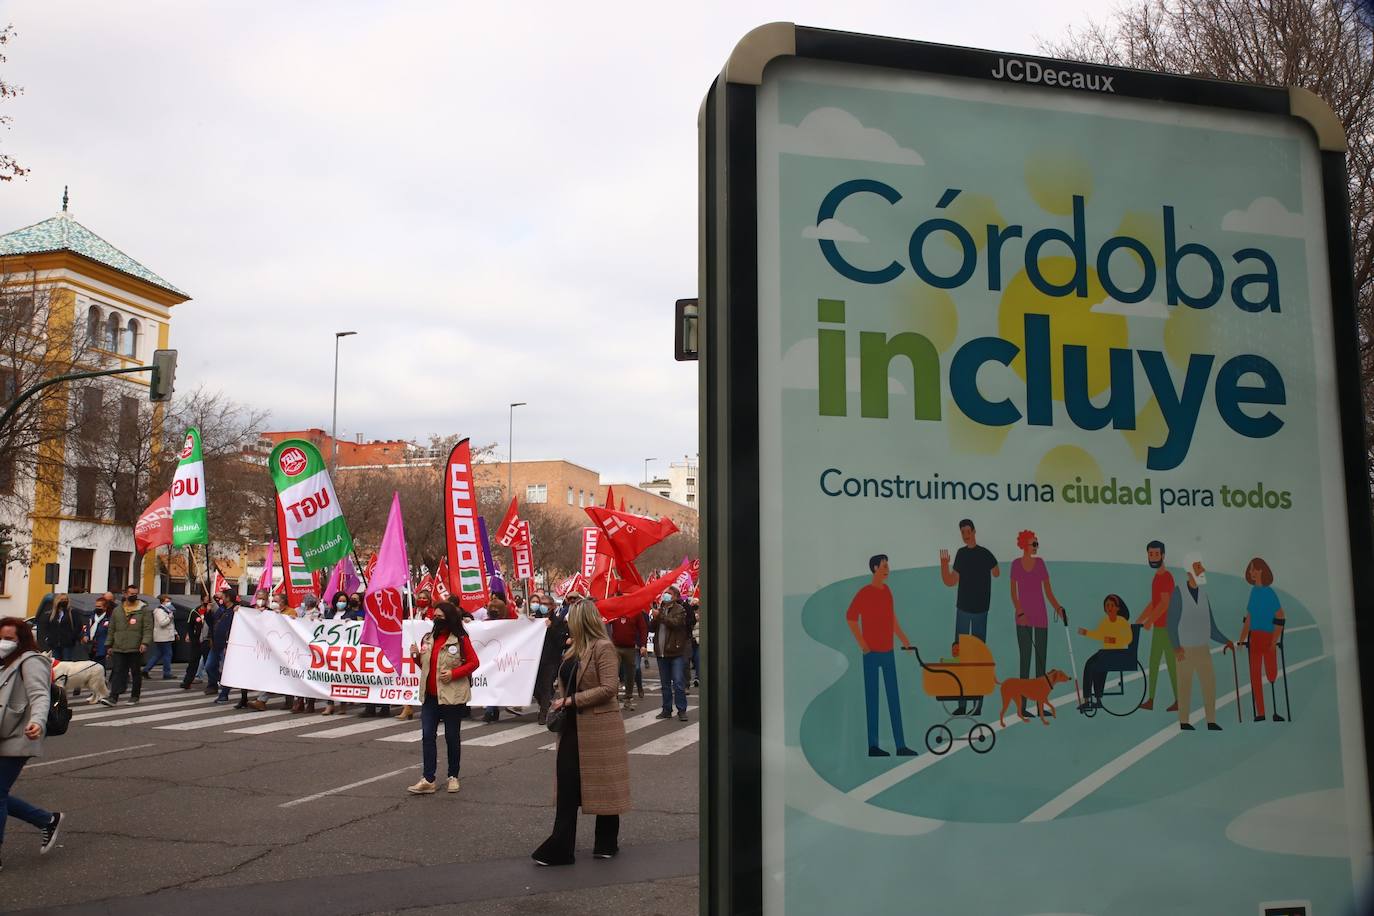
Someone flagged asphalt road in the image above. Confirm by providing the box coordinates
[2,670,700,915]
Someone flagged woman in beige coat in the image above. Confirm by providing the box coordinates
[532,598,630,865]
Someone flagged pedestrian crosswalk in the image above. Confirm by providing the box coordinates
[69,681,702,755]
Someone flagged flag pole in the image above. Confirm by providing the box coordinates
[351,548,369,592]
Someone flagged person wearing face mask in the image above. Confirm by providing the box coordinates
[85,597,111,671]
[142,595,178,680]
[101,588,154,708]
[479,595,512,724]
[180,598,210,691]
[0,616,64,871]
[406,601,479,795]
[533,594,571,726]
[249,596,296,712]
[651,587,691,721]
[320,592,354,716]
[209,591,249,708]
[346,593,365,620]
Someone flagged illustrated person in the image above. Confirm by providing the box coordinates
[846,555,918,758]
[0,616,64,871]
[1009,530,1066,717]
[1166,559,1234,731]
[1076,595,1133,711]
[1138,540,1179,712]
[406,600,479,796]
[531,597,631,866]
[939,520,999,715]
[1238,557,1286,722]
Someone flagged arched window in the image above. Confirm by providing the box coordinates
[104,312,121,352]
[86,304,102,346]
[124,318,140,357]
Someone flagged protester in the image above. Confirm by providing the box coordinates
[651,587,691,721]
[320,592,356,716]
[480,595,512,723]
[249,596,296,712]
[406,600,480,795]
[142,595,177,679]
[532,598,630,866]
[210,591,250,708]
[180,598,210,690]
[0,616,64,873]
[293,595,322,713]
[689,598,701,688]
[327,591,350,619]
[607,603,647,712]
[41,595,80,662]
[533,594,571,725]
[85,598,111,670]
[101,590,152,707]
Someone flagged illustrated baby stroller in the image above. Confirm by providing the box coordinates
[903,634,997,755]
[1077,623,1146,717]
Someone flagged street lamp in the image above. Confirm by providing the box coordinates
[331,331,357,474]
[644,458,656,487]
[508,401,526,503]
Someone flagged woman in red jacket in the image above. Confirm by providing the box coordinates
[406,601,479,795]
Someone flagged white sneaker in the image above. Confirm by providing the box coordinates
[446,777,460,794]
[406,779,436,795]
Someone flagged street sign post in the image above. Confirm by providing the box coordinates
[700,23,1373,916]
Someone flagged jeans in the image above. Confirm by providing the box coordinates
[182,642,208,688]
[862,650,906,749]
[0,755,53,846]
[205,645,223,690]
[50,646,77,662]
[658,654,687,713]
[420,695,464,782]
[691,642,700,682]
[144,642,174,677]
[954,609,988,643]
[109,651,143,701]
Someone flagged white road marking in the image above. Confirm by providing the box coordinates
[465,723,548,747]
[74,695,211,719]
[227,716,341,735]
[631,722,699,756]
[848,626,1319,803]
[1022,652,1328,823]
[156,710,293,730]
[376,720,482,744]
[86,705,239,728]
[279,765,418,808]
[302,718,414,738]
[26,744,156,769]
[541,704,700,751]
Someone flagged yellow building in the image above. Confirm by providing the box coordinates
[0,195,189,615]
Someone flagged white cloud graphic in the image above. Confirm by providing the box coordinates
[802,218,869,243]
[1222,196,1306,237]
[780,338,906,395]
[777,107,924,165]
[1226,789,1351,858]
[1090,298,1170,319]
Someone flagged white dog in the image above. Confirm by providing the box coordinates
[52,659,110,705]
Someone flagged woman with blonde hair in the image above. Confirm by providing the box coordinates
[532,598,631,866]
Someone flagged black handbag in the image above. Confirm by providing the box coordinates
[546,660,579,734]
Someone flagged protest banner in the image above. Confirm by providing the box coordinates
[134,489,173,555]
[170,427,208,547]
[270,439,354,571]
[219,609,544,705]
[444,438,489,611]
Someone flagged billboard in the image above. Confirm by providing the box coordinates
[700,23,1373,916]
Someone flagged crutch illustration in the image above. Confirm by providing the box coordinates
[1223,643,1241,724]
[1274,618,1290,722]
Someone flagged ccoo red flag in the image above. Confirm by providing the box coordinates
[496,497,522,548]
[592,560,692,621]
[585,507,678,564]
[133,490,174,554]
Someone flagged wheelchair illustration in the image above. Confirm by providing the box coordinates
[1078,623,1146,718]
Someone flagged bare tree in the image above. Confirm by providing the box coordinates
[1041,0,1374,488]
[0,25,26,183]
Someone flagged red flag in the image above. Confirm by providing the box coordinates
[585,507,678,564]
[364,552,378,582]
[618,498,625,512]
[443,438,490,612]
[133,490,173,554]
[433,559,452,601]
[512,519,535,581]
[496,498,522,547]
[592,560,692,621]
[581,527,600,578]
[212,568,229,597]
[604,485,615,509]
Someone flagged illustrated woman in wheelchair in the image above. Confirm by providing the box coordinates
[1076,594,1146,717]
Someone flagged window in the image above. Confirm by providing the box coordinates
[86,304,102,345]
[104,312,122,351]
[69,548,94,594]
[0,449,13,495]
[578,489,585,507]
[79,388,103,441]
[687,494,695,505]
[107,550,131,593]
[4,292,34,327]
[566,486,574,505]
[113,472,136,523]
[686,477,696,487]
[525,483,547,504]
[124,318,140,358]
[74,465,97,517]
[118,396,139,448]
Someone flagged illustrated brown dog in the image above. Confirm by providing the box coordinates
[997,669,1070,727]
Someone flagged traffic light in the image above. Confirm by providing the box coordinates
[149,349,177,402]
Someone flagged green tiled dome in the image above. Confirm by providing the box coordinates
[0,211,186,297]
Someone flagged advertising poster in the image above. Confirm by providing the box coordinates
[705,27,1373,916]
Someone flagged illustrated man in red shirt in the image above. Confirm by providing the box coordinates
[846,555,918,758]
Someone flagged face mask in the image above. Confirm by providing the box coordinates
[268,601,280,611]
[255,599,266,608]
[0,639,16,658]
[432,615,449,632]
[336,601,348,610]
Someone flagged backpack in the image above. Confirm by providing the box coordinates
[46,674,72,737]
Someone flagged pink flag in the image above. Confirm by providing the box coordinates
[362,493,409,675]
[259,542,276,594]
[322,555,359,602]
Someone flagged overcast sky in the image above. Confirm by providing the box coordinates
[1,1,1100,484]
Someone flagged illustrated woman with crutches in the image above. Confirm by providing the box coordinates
[1237,557,1287,723]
